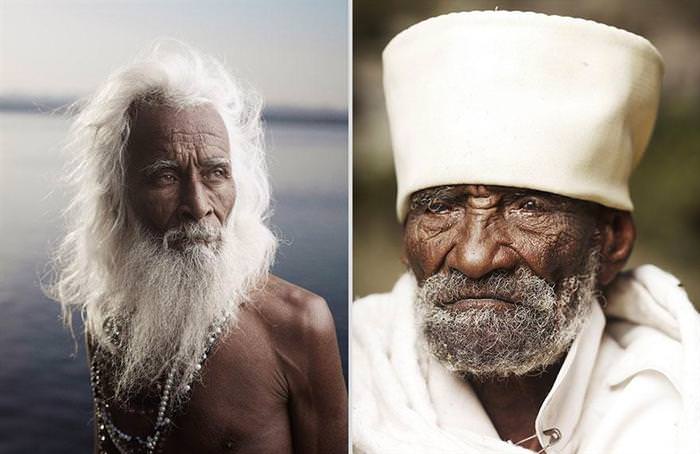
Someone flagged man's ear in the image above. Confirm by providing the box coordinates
[597,209,636,286]
[400,228,410,268]
[400,250,409,268]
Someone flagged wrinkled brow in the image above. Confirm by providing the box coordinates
[140,157,231,176]
[409,185,464,211]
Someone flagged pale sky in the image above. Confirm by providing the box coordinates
[0,0,348,110]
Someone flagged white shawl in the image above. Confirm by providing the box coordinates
[351,265,700,453]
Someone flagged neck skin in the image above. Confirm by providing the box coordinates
[468,359,563,452]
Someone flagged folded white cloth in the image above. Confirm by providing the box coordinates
[352,265,700,453]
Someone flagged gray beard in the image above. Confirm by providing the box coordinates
[415,252,600,378]
[97,222,254,404]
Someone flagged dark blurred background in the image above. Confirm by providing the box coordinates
[353,0,700,308]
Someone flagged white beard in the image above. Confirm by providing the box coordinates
[90,217,273,403]
[415,251,600,378]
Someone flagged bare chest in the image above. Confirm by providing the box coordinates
[98,321,293,453]
[160,377,292,454]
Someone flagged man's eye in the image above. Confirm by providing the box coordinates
[519,199,541,211]
[156,173,177,184]
[207,168,229,180]
[427,200,451,214]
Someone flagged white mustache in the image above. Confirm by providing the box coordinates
[162,223,222,250]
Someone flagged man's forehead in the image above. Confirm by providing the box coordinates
[128,103,229,150]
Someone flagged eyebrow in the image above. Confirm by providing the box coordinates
[199,157,231,169]
[140,159,179,176]
[409,186,465,210]
[140,157,231,176]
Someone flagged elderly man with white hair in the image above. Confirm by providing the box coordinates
[50,43,346,453]
[352,11,700,454]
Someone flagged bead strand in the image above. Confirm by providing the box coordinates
[89,313,230,453]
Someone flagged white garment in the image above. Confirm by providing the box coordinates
[351,265,700,453]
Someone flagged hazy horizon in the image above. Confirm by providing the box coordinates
[0,0,348,111]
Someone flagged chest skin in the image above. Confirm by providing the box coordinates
[97,305,294,454]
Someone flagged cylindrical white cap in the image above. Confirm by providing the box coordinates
[384,11,664,220]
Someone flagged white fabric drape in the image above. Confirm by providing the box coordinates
[352,265,700,454]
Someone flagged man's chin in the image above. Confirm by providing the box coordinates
[420,309,576,378]
[431,341,568,379]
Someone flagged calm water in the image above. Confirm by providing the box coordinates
[0,112,348,453]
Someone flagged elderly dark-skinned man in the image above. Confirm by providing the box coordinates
[49,43,347,453]
[352,11,700,454]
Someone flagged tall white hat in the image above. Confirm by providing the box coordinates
[383,11,664,220]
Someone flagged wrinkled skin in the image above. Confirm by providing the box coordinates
[125,103,235,238]
[91,104,347,453]
[403,184,635,451]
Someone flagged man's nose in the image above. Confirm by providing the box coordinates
[444,220,517,279]
[178,177,214,223]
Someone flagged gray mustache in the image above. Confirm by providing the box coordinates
[420,269,553,308]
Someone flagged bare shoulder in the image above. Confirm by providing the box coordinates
[246,278,346,453]
[249,275,337,345]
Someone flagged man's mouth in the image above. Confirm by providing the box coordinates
[443,294,516,311]
[175,237,216,245]
[165,235,220,251]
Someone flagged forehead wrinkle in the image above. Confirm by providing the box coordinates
[169,130,225,138]
[167,130,229,156]
[169,144,230,161]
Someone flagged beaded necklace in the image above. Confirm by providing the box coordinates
[89,316,228,454]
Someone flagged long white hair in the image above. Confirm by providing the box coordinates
[48,40,277,343]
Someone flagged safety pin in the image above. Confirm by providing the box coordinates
[513,427,561,453]
[538,428,561,453]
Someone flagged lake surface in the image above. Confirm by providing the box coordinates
[0,112,348,453]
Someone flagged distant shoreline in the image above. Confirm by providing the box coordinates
[0,97,347,126]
